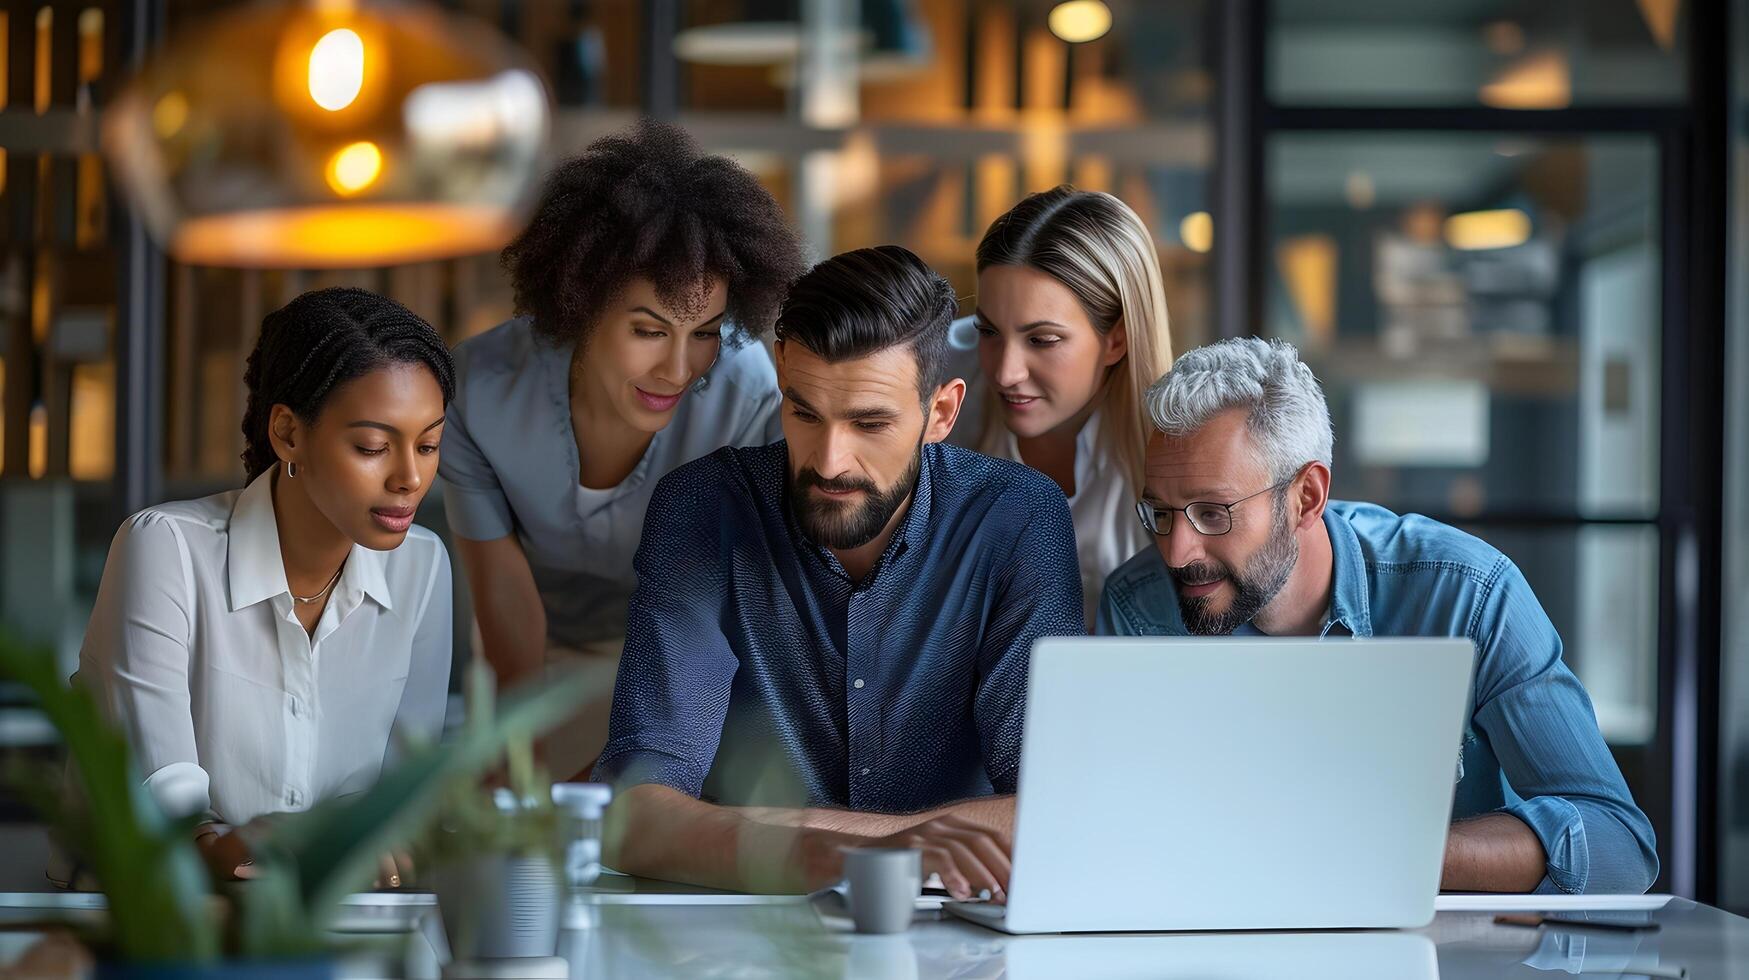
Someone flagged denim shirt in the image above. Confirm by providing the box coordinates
[1097,500,1659,895]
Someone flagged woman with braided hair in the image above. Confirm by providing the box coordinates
[440,119,806,778]
[74,287,456,887]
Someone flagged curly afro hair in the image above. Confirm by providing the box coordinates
[501,119,807,350]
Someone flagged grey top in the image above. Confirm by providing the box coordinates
[439,317,782,648]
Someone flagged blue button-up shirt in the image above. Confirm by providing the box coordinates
[1097,500,1659,895]
[596,441,1084,812]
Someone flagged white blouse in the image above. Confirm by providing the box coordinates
[76,470,452,826]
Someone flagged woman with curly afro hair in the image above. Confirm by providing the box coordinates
[440,119,806,777]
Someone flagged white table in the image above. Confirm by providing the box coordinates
[3,887,1746,978]
[551,895,1742,979]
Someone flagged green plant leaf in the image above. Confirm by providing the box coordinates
[1,630,608,963]
[0,631,219,962]
[228,866,320,960]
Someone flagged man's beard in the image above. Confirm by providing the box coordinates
[789,439,923,551]
[1169,492,1299,635]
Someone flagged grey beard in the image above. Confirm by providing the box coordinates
[1175,493,1299,635]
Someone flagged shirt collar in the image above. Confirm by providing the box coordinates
[995,411,1103,492]
[227,469,395,613]
[849,443,936,582]
[893,442,937,557]
[343,541,395,612]
[535,322,576,409]
[1076,409,1102,454]
[228,470,288,611]
[539,324,668,506]
[1322,504,1373,637]
[1074,409,1106,491]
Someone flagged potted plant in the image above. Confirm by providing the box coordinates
[418,664,565,965]
[0,629,597,977]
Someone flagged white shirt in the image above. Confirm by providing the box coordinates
[76,470,452,826]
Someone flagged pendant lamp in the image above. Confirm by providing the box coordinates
[103,0,550,269]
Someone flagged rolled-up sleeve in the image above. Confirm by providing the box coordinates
[79,513,212,820]
[976,488,1084,793]
[438,389,515,542]
[594,461,739,797]
[1469,559,1659,894]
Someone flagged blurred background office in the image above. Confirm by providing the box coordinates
[0,0,1743,912]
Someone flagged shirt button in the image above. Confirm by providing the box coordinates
[853,678,865,689]
[286,789,302,807]
[288,696,300,718]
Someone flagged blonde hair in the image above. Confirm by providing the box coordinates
[975,186,1174,493]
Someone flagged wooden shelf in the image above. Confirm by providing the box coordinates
[1300,334,1581,398]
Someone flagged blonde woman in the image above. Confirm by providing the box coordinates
[951,186,1174,627]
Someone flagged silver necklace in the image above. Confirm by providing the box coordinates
[292,560,346,604]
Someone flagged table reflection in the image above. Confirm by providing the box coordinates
[997,931,1438,980]
[553,902,1441,980]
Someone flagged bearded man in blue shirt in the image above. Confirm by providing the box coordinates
[1099,337,1657,895]
[598,246,1083,900]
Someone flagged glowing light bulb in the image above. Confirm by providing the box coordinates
[1443,208,1531,251]
[153,91,190,138]
[1179,211,1213,254]
[308,28,364,111]
[1049,1,1112,43]
[326,140,382,195]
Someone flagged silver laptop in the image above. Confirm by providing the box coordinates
[948,636,1475,933]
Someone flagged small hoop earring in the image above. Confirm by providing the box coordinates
[285,461,297,479]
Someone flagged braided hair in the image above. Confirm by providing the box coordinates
[240,287,456,481]
[500,118,806,350]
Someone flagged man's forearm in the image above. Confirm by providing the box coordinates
[925,795,1015,837]
[1442,812,1548,892]
[616,787,1019,899]
[611,784,903,894]
[605,784,771,891]
[737,795,1016,839]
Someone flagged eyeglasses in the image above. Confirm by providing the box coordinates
[1135,479,1293,537]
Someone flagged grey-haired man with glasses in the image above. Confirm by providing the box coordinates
[1097,337,1657,896]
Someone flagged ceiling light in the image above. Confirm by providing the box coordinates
[1049,1,1112,44]
[103,1,549,269]
[1480,50,1571,109]
[1444,208,1532,251]
[1179,211,1213,254]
